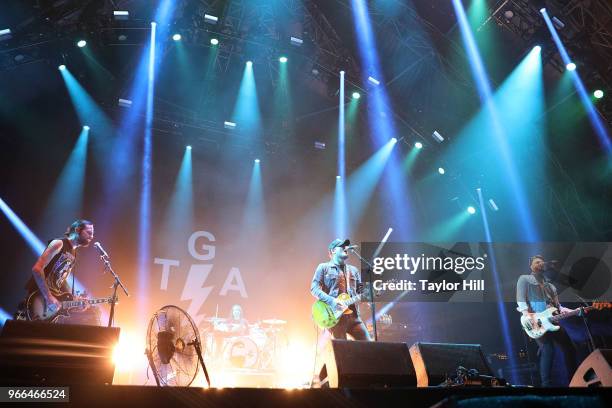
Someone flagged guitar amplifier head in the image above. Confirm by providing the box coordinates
[409,342,493,387]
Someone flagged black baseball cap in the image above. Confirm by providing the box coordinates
[328,238,350,251]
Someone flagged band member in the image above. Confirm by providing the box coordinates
[516,255,578,386]
[20,219,98,324]
[215,304,249,336]
[311,238,371,341]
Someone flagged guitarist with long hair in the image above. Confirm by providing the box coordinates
[17,219,100,324]
[516,255,578,386]
[310,238,371,341]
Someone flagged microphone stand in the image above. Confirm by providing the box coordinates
[99,254,130,328]
[575,294,596,352]
[349,248,378,341]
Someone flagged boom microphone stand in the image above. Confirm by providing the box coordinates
[97,253,130,328]
[349,248,378,341]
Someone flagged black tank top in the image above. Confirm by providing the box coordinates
[26,238,76,295]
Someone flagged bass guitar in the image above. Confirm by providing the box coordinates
[25,290,117,322]
[521,302,611,339]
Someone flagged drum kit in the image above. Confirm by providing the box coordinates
[200,317,287,370]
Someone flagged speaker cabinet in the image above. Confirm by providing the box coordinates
[0,320,120,386]
[409,342,493,387]
[570,349,612,387]
[320,340,416,388]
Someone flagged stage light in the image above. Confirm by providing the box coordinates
[279,56,288,63]
[118,34,127,41]
[336,175,341,179]
[254,159,260,163]
[113,10,129,20]
[186,145,192,150]
[58,64,66,71]
[467,206,476,215]
[566,62,576,71]
[172,33,181,41]
[391,137,397,144]
[367,76,380,86]
[488,198,499,211]
[314,141,326,150]
[83,125,90,131]
[246,60,252,67]
[76,40,86,48]
[533,45,541,53]
[552,16,565,29]
[352,91,361,99]
[118,98,132,108]
[290,36,303,46]
[224,121,236,129]
[204,14,218,24]
[594,89,604,99]
[113,331,146,372]
[432,130,444,143]
[539,8,546,13]
[415,142,423,149]
[210,38,219,45]
[438,167,445,175]
[0,28,12,40]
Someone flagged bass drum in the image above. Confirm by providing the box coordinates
[223,337,259,369]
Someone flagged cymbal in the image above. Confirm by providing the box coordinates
[203,317,227,322]
[261,319,286,325]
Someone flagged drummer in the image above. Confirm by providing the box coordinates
[214,304,249,336]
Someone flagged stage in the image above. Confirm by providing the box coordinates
[46,385,612,407]
[1,0,612,399]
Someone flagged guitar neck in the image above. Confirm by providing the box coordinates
[62,298,111,308]
[550,306,593,322]
[346,293,364,307]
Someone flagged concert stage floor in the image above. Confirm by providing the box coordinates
[65,385,611,408]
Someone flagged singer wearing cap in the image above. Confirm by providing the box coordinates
[310,238,371,340]
[516,254,578,386]
[16,219,100,325]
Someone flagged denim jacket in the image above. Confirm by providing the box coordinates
[310,261,362,316]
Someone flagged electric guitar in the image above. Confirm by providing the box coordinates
[312,284,377,329]
[25,290,117,322]
[521,302,611,339]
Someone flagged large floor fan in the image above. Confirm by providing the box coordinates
[145,305,210,387]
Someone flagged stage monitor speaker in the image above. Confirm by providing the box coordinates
[570,349,612,387]
[409,342,492,387]
[0,319,120,386]
[321,340,416,388]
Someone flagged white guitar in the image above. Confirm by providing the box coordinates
[521,302,611,339]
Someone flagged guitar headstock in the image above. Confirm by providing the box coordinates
[593,301,612,311]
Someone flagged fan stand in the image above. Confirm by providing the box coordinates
[188,338,211,387]
[145,348,161,386]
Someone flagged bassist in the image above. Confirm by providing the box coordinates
[516,255,577,386]
[310,239,371,341]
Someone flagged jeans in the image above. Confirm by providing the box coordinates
[329,312,372,341]
[535,328,577,386]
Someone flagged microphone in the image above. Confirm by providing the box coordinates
[93,242,110,258]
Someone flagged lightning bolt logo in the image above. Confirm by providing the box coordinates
[180,264,214,323]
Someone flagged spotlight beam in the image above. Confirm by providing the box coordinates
[541,9,611,153]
